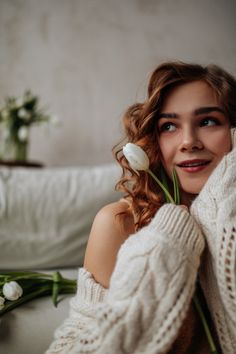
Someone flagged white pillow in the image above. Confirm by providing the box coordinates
[0,163,122,269]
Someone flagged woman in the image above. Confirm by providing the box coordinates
[46,61,236,354]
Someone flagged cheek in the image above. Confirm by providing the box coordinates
[159,141,175,174]
[205,130,231,158]
[219,133,232,154]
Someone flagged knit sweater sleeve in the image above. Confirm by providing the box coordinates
[189,128,236,352]
[190,129,236,329]
[216,182,236,322]
[71,204,205,354]
[45,268,107,354]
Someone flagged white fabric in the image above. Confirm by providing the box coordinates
[0,163,122,269]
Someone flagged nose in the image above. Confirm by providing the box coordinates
[179,127,203,152]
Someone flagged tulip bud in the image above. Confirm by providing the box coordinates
[123,143,150,172]
[3,281,23,301]
[123,142,175,204]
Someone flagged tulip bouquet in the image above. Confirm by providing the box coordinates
[123,142,218,354]
[0,90,58,162]
[0,271,77,317]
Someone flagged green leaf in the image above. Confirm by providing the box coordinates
[52,272,62,307]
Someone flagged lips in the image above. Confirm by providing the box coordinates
[177,159,211,167]
[176,159,211,173]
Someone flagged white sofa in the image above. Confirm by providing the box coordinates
[0,163,122,354]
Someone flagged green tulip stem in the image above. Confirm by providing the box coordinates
[147,169,175,204]
[193,295,218,354]
[172,169,180,205]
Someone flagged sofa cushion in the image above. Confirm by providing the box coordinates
[0,164,122,269]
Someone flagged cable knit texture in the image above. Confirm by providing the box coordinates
[189,127,236,353]
[46,205,204,354]
[45,268,108,354]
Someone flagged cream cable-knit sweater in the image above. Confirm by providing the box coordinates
[46,128,236,354]
[46,204,204,354]
[190,127,236,353]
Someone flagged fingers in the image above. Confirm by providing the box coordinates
[179,205,189,212]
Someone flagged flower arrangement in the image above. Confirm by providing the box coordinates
[0,90,57,162]
[123,142,218,354]
[0,271,76,316]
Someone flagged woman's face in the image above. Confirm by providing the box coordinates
[157,80,231,202]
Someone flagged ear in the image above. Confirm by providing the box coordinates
[231,127,236,149]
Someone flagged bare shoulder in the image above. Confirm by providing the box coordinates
[83,200,135,288]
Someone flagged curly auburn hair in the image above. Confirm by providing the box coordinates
[113,61,236,230]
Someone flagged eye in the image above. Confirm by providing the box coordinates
[159,122,176,132]
[200,117,220,127]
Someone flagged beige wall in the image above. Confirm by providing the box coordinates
[0,0,236,166]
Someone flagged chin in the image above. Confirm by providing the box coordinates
[180,182,205,195]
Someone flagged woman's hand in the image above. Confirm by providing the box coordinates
[180,205,189,212]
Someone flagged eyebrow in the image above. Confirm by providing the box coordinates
[158,106,225,119]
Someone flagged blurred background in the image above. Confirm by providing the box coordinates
[0,0,236,167]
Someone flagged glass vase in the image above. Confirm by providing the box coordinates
[0,137,28,162]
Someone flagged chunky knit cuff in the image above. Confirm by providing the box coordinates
[76,268,107,305]
[150,204,205,258]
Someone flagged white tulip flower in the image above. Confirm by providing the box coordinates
[18,108,30,120]
[123,143,150,172]
[3,281,23,301]
[0,296,5,310]
[123,142,175,203]
[18,126,29,142]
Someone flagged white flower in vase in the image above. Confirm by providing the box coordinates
[18,126,29,142]
[18,108,31,121]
